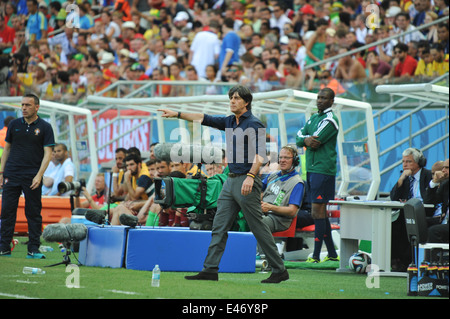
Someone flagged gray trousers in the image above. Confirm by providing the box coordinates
[202,175,286,273]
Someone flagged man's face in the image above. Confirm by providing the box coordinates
[148,164,157,178]
[229,91,248,116]
[54,146,67,163]
[170,162,186,174]
[156,161,170,177]
[126,160,140,176]
[443,159,449,178]
[94,175,106,191]
[430,48,444,63]
[394,48,406,62]
[438,26,449,42]
[279,148,294,171]
[402,154,420,174]
[115,151,126,169]
[21,97,39,120]
[396,15,408,30]
[316,90,334,112]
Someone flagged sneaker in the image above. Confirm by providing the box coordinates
[261,269,289,284]
[185,271,218,281]
[0,250,11,257]
[305,257,320,263]
[26,252,46,259]
[321,255,339,263]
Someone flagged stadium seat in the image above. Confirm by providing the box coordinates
[272,215,297,237]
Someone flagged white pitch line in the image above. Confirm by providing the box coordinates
[0,292,40,299]
[107,289,140,295]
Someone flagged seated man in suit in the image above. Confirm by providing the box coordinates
[425,158,449,243]
[390,147,432,271]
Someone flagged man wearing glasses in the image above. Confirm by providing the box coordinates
[261,145,304,233]
[387,42,418,79]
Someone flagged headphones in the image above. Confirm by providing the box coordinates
[281,145,300,167]
[414,148,427,168]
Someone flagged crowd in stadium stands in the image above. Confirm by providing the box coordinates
[0,0,449,101]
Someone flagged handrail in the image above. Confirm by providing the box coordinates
[300,15,449,87]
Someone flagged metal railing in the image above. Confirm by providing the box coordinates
[301,15,450,86]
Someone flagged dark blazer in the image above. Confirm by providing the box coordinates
[424,179,449,223]
[390,168,433,215]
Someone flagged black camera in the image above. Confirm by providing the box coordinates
[57,179,86,195]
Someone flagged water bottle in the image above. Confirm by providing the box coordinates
[39,246,54,253]
[23,267,46,275]
[407,263,418,296]
[152,264,160,287]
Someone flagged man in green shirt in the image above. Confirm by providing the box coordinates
[296,88,339,263]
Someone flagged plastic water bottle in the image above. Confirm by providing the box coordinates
[152,264,160,287]
[23,267,46,275]
[39,246,54,252]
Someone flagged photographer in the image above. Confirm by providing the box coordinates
[74,173,107,210]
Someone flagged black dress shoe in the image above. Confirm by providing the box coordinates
[261,269,289,283]
[185,271,218,281]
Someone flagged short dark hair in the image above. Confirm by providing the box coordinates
[23,93,40,106]
[431,42,444,52]
[319,87,335,100]
[394,42,408,53]
[228,85,253,110]
[125,153,142,164]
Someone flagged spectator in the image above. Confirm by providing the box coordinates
[0,14,15,53]
[386,42,418,79]
[26,0,47,42]
[114,0,132,22]
[283,57,302,89]
[189,19,220,79]
[313,69,346,95]
[304,18,329,70]
[270,2,291,37]
[46,26,79,66]
[219,17,241,77]
[366,50,392,80]
[412,0,431,26]
[334,46,367,81]
[101,10,121,41]
[373,25,398,63]
[42,143,75,196]
[66,69,88,103]
[423,11,439,43]
[225,62,250,86]
[437,22,449,55]
[414,47,434,78]
[394,12,425,44]
[430,42,449,76]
